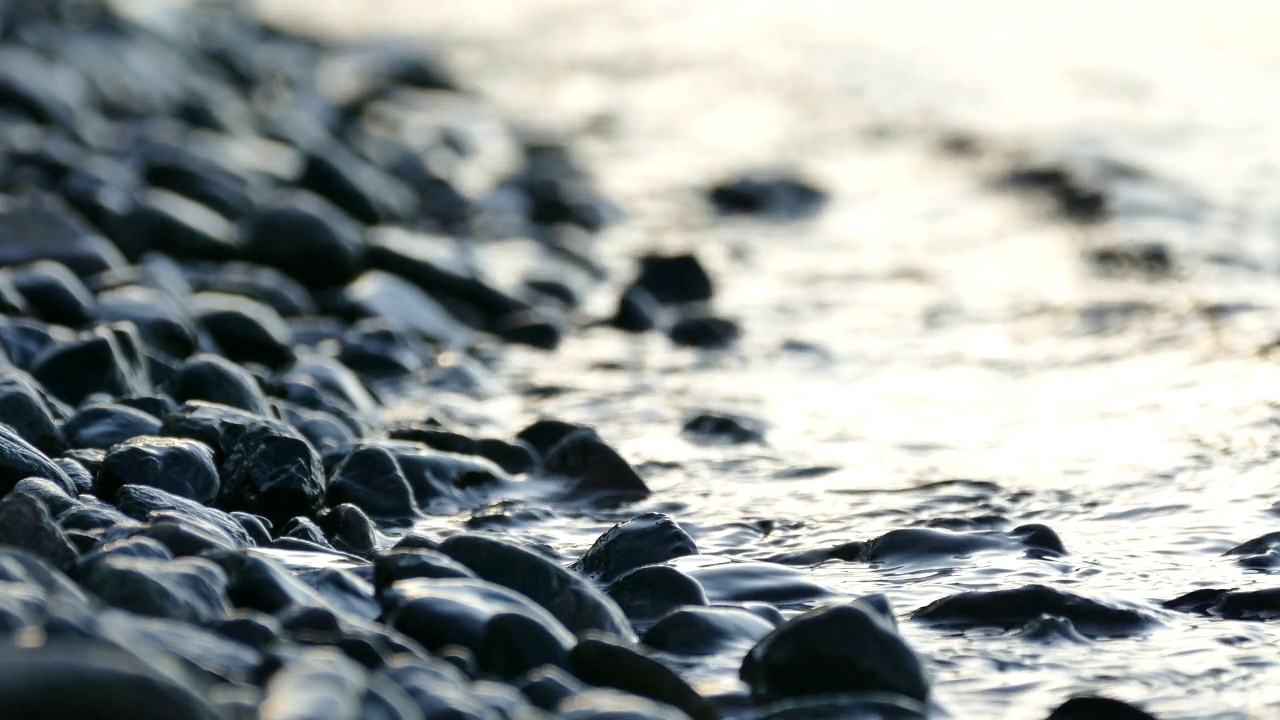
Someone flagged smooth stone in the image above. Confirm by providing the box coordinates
[79,555,230,624]
[684,560,837,605]
[284,356,381,429]
[0,421,76,496]
[327,444,420,522]
[140,144,254,220]
[516,665,589,710]
[114,394,177,421]
[243,190,366,291]
[11,477,78,517]
[0,194,127,277]
[212,610,282,650]
[571,513,699,583]
[707,173,827,219]
[295,567,380,621]
[206,550,333,615]
[191,292,296,369]
[912,584,1155,636]
[1014,614,1090,645]
[95,436,219,504]
[380,654,496,720]
[53,456,95,495]
[0,492,77,567]
[64,403,162,450]
[159,401,293,464]
[300,144,417,225]
[113,484,253,549]
[219,424,326,526]
[440,533,634,639]
[277,403,356,453]
[0,318,69,370]
[606,565,710,623]
[642,606,776,656]
[57,502,134,532]
[1163,587,1280,620]
[571,635,716,720]
[741,600,930,702]
[1046,696,1160,720]
[540,429,650,499]
[383,577,576,675]
[141,519,240,556]
[181,261,316,317]
[610,284,665,333]
[668,315,740,349]
[319,504,379,557]
[326,440,511,506]
[92,285,198,361]
[634,254,713,305]
[11,260,94,327]
[164,353,272,417]
[558,689,692,720]
[752,693,928,720]
[387,425,478,456]
[515,419,587,459]
[338,269,470,347]
[475,439,537,475]
[233,512,273,546]
[337,318,427,376]
[30,325,149,405]
[0,369,66,454]
[0,640,220,720]
[681,412,765,445]
[116,188,239,261]
[259,648,368,720]
[372,549,478,593]
[282,517,333,548]
[770,525,1066,566]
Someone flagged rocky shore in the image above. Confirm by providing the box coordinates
[0,1,1252,719]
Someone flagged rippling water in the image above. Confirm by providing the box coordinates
[243,2,1280,717]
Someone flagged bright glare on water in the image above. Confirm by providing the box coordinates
[249,2,1280,717]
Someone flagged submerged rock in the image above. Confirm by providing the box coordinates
[708,172,827,219]
[606,564,710,623]
[913,584,1155,636]
[1046,696,1160,720]
[540,429,650,499]
[642,606,775,656]
[571,513,699,583]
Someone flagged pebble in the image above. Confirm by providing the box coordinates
[641,606,776,655]
[707,172,828,219]
[570,513,699,582]
[95,435,219,504]
[913,584,1156,636]
[0,420,76,496]
[218,423,326,526]
[63,402,162,450]
[540,428,651,498]
[243,190,366,290]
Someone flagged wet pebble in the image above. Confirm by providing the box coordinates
[913,584,1156,636]
[64,402,162,450]
[571,513,699,583]
[708,172,827,219]
[95,435,219,504]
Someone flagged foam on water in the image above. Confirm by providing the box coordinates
[250,2,1280,717]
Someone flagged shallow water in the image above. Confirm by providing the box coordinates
[248,2,1280,717]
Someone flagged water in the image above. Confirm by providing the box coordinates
[254,2,1280,717]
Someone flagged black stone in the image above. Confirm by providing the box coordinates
[669,314,739,349]
[181,261,316,317]
[440,533,634,638]
[634,254,713,305]
[92,285,199,361]
[11,260,95,326]
[571,513,698,583]
[686,560,836,605]
[571,635,716,720]
[338,269,470,347]
[95,436,219,504]
[64,403,162,450]
[681,412,765,445]
[606,565,709,623]
[219,424,326,526]
[30,325,149,405]
[913,584,1155,636]
[372,549,477,593]
[79,555,230,624]
[0,369,66,455]
[610,285,664,333]
[708,172,827,219]
[540,429,650,499]
[115,189,239,261]
[516,419,587,459]
[642,606,775,656]
[0,421,76,496]
[516,665,588,711]
[190,292,295,369]
[113,484,253,549]
[320,503,379,556]
[163,353,273,417]
[243,190,366,290]
[1047,697,1160,720]
[741,599,929,702]
[159,401,293,465]
[0,193,127,277]
[326,444,420,522]
[0,492,77,567]
[475,438,536,475]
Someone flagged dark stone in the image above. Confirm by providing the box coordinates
[440,533,634,638]
[114,394,177,420]
[493,309,562,350]
[140,144,254,220]
[113,484,253,549]
[0,318,69,370]
[219,424,326,526]
[373,549,477,592]
[54,455,98,494]
[30,325,149,405]
[95,436,219,504]
[610,285,664,333]
[1164,587,1280,620]
[11,260,95,326]
[686,560,836,605]
[115,189,239,261]
[320,503,379,556]
[64,403,162,450]
[244,190,366,290]
[11,476,78,516]
[0,492,77,567]
[381,654,494,720]
[998,160,1110,223]
[913,584,1155,636]
[571,635,715,720]
[475,439,536,475]
[0,193,127,277]
[182,261,316,317]
[512,142,617,231]
[1046,697,1160,720]
[295,567,380,621]
[1014,614,1090,644]
[642,606,776,655]
[205,550,332,615]
[0,640,221,720]
[668,314,739,349]
[327,440,510,504]
[771,525,1066,566]
[79,555,230,624]
[163,354,272,417]
[326,444,420,522]
[232,512,273,546]
[557,688,692,720]
[276,402,356,453]
[281,517,332,548]
[516,665,588,710]
[634,254,713,305]
[571,513,698,583]
[0,421,76,496]
[337,318,427,376]
[159,401,293,465]
[708,172,827,219]
[92,285,198,361]
[284,356,381,429]
[387,425,477,456]
[516,419,587,459]
[300,144,417,225]
[0,369,66,455]
[338,269,470,346]
[540,429,650,499]
[606,565,709,623]
[141,519,238,556]
[681,412,765,445]
[257,649,368,720]
[741,599,929,702]
[190,292,295,369]
[212,610,281,650]
[383,577,576,674]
